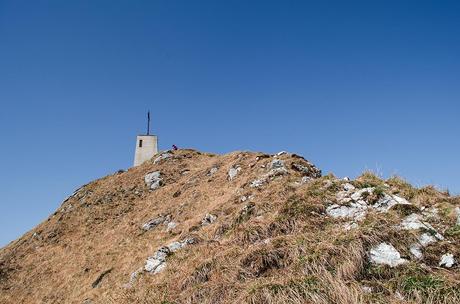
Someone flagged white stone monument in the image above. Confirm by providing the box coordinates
[134,111,158,166]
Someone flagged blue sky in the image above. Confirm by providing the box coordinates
[0,0,459,247]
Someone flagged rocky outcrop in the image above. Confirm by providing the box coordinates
[144,171,163,190]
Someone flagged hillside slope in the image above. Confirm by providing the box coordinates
[0,149,459,304]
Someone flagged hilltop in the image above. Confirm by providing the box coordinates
[0,149,459,304]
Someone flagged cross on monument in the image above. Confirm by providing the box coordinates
[147,110,150,135]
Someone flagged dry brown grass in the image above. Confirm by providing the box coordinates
[0,149,459,304]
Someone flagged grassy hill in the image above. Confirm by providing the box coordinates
[1,149,459,304]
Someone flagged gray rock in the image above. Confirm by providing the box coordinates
[410,233,437,259]
[228,166,241,181]
[373,193,410,212]
[208,167,218,176]
[142,214,170,231]
[250,178,266,188]
[166,221,177,231]
[350,188,374,201]
[369,243,407,267]
[439,253,455,268]
[343,183,355,192]
[291,163,310,175]
[269,159,285,170]
[326,201,368,221]
[144,171,163,190]
[400,214,444,240]
[201,214,217,226]
[153,153,173,164]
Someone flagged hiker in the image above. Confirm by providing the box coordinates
[172,144,178,151]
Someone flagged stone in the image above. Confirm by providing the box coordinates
[208,167,218,176]
[145,247,170,273]
[343,183,355,192]
[291,163,310,175]
[401,214,426,230]
[410,244,423,259]
[300,176,311,184]
[269,159,285,170]
[201,214,217,226]
[419,232,437,247]
[153,152,172,164]
[326,201,367,221]
[456,207,460,225]
[369,243,407,267]
[362,286,372,293]
[343,222,359,231]
[143,240,194,275]
[129,267,143,285]
[228,166,241,181]
[350,188,374,201]
[409,233,437,259]
[166,221,177,231]
[142,214,170,231]
[267,167,288,178]
[167,238,195,252]
[373,193,410,212]
[144,171,163,190]
[276,151,287,156]
[400,214,444,240]
[439,253,455,268]
[250,178,266,188]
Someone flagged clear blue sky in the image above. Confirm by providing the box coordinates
[1,0,459,247]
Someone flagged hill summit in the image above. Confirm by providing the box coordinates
[1,149,459,304]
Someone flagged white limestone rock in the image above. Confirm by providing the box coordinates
[228,166,241,181]
[250,178,266,188]
[144,171,163,190]
[144,238,195,275]
[369,243,407,267]
[167,238,195,252]
[343,183,355,192]
[300,176,312,184]
[350,187,374,201]
[326,201,368,221]
[400,214,444,240]
[401,214,427,230]
[410,245,423,259]
[208,167,218,176]
[439,253,455,268]
[153,152,172,164]
[145,247,170,273]
[373,194,410,212]
[166,221,177,231]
